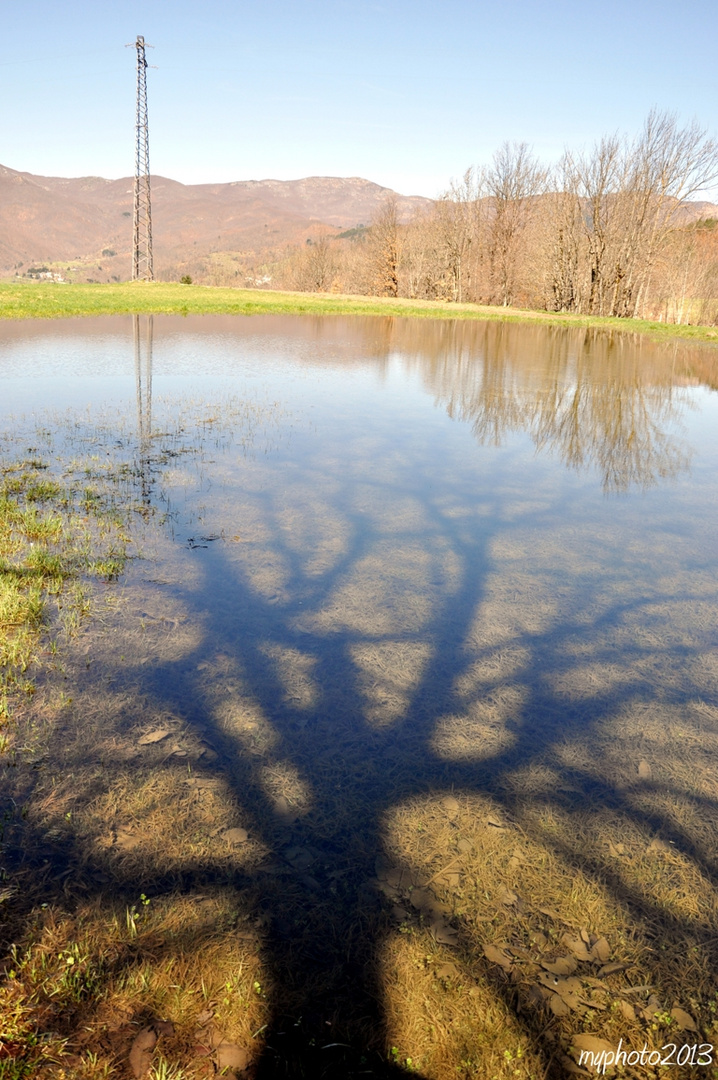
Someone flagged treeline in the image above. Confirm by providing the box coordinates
[280,111,718,325]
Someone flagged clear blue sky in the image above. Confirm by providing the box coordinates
[2,0,716,197]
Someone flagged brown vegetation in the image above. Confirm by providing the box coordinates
[3,111,718,325]
[0,166,427,288]
[278,112,718,326]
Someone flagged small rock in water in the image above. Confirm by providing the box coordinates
[671,1007,698,1032]
[216,1042,249,1075]
[274,796,298,822]
[527,984,553,1006]
[647,837,671,855]
[620,999,636,1021]
[221,827,248,846]
[598,961,629,977]
[483,943,513,969]
[571,1035,614,1059]
[561,933,592,962]
[129,1027,157,1078]
[486,814,506,829]
[138,729,171,746]
[409,887,434,911]
[431,918,458,946]
[542,956,577,976]
[283,845,314,870]
[115,828,142,852]
[549,994,571,1017]
[374,855,393,881]
[590,936,611,963]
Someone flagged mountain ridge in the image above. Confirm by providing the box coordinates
[0,164,432,281]
[2,163,716,287]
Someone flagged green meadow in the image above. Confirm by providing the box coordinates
[2,280,718,344]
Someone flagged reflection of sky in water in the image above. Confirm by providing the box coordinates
[1,313,717,513]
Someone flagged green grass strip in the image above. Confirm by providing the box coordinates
[2,281,718,345]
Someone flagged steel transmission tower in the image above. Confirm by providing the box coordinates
[131,35,153,281]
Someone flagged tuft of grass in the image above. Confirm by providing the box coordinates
[24,480,62,503]
[86,550,126,583]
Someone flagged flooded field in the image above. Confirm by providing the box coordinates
[1,314,718,1079]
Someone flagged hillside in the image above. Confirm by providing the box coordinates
[3,163,717,292]
[0,165,432,284]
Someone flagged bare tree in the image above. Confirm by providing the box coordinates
[650,219,718,325]
[402,208,441,299]
[281,111,718,325]
[368,196,400,297]
[291,234,337,292]
[433,168,486,303]
[486,142,547,306]
[570,135,623,316]
[540,154,586,312]
[569,110,718,318]
[622,109,718,318]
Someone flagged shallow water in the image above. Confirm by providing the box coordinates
[2,314,718,1075]
[3,313,718,797]
[3,314,717,657]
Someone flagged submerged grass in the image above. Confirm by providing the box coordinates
[2,521,718,1078]
[4,637,718,1079]
[2,281,718,345]
[2,353,718,1078]
[0,390,259,734]
[0,459,131,732]
[0,891,267,1080]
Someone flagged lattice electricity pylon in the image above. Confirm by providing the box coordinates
[130,35,154,281]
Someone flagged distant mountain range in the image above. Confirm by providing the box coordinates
[0,164,432,282]
[2,163,716,287]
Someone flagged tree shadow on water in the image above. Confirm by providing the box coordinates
[102,465,718,1075]
[137,479,499,1078]
[3,316,718,1078]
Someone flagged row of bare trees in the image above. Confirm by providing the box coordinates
[280,110,718,324]
[548,111,718,317]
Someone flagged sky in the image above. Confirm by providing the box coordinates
[2,0,716,198]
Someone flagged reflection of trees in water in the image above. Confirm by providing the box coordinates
[396,320,694,493]
[283,316,702,493]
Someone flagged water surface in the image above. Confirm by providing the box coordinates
[2,314,718,1077]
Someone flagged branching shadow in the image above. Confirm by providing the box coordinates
[2,315,718,1078]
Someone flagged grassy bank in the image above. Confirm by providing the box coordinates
[2,280,718,344]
